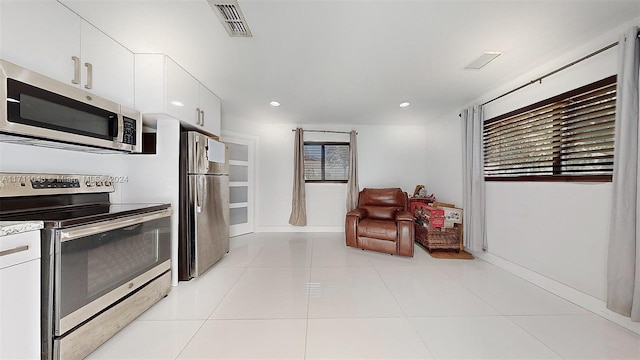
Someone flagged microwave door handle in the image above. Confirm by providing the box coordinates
[110,115,122,141]
[117,115,124,141]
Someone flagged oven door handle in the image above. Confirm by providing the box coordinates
[59,209,172,242]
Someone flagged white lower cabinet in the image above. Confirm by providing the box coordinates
[0,230,41,360]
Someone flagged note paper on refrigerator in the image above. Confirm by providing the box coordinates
[207,138,226,163]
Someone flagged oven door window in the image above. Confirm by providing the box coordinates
[57,216,171,321]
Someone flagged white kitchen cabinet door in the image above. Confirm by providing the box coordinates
[135,54,221,134]
[199,85,221,136]
[0,231,41,360]
[0,0,81,86]
[80,21,135,108]
[166,58,200,126]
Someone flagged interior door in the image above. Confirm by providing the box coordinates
[221,133,255,237]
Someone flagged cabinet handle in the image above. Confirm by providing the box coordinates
[71,56,80,85]
[0,245,29,257]
[84,62,93,89]
[200,110,205,126]
[196,107,202,126]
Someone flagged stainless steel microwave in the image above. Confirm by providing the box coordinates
[0,60,141,153]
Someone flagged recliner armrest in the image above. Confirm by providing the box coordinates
[396,210,413,222]
[347,208,367,219]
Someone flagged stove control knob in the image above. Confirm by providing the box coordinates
[104,181,112,187]
[85,181,92,187]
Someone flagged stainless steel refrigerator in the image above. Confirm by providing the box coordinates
[179,130,229,280]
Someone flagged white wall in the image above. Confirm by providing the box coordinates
[479,24,626,302]
[0,142,126,202]
[223,119,428,232]
[423,112,464,206]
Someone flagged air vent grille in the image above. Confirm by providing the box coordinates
[217,4,241,21]
[465,52,502,70]
[208,1,252,37]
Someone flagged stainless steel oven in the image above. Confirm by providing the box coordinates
[0,173,172,360]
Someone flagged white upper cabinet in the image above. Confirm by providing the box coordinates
[0,1,134,107]
[135,54,221,136]
[166,58,200,125]
[0,1,80,85]
[80,21,134,108]
[199,85,222,136]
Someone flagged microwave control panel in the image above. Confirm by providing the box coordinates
[122,117,137,145]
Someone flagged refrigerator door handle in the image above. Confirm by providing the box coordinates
[194,135,200,173]
[196,176,203,213]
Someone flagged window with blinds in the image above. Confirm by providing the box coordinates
[484,75,616,182]
[304,142,350,183]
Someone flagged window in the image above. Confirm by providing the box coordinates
[484,75,616,182]
[304,142,350,183]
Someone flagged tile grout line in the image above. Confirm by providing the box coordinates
[502,315,565,359]
[174,237,262,359]
[437,262,503,317]
[172,319,209,360]
[202,238,265,320]
[303,234,316,360]
[433,259,572,359]
[370,245,436,358]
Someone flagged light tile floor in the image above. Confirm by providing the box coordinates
[87,232,640,360]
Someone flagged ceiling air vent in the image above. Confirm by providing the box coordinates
[465,51,502,70]
[208,0,252,37]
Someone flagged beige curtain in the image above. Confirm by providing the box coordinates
[607,26,640,321]
[462,106,487,252]
[288,128,307,226]
[346,130,359,211]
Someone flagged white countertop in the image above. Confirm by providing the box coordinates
[0,221,44,237]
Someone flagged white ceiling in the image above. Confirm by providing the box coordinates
[61,0,640,126]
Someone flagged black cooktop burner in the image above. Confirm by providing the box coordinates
[0,203,170,228]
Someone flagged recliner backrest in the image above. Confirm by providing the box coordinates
[358,188,407,220]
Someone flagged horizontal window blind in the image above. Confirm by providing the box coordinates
[484,75,616,181]
[303,142,350,182]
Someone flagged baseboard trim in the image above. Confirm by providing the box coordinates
[255,225,344,233]
[471,251,640,335]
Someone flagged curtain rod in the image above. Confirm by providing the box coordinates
[458,34,640,117]
[480,40,619,107]
[291,129,357,135]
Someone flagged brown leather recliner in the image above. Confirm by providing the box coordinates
[345,188,414,257]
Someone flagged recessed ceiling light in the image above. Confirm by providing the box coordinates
[399,102,410,108]
[270,101,281,107]
[465,51,502,70]
[170,101,184,107]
